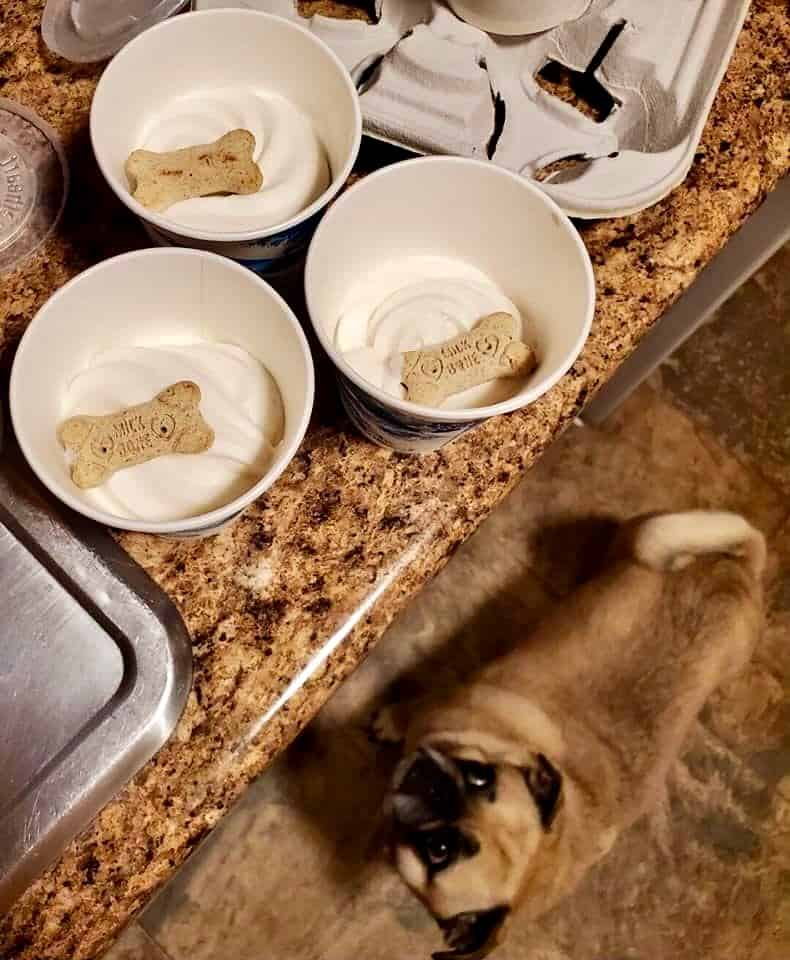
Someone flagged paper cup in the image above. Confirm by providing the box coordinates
[447,0,590,35]
[10,248,314,537]
[90,9,361,275]
[304,157,594,453]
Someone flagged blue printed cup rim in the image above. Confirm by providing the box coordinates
[142,214,321,273]
[304,156,596,425]
[89,9,362,244]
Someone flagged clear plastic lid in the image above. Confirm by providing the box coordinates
[42,0,189,63]
[0,100,69,275]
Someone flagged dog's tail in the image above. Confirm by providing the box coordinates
[632,511,766,578]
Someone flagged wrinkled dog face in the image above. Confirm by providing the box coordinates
[389,747,562,959]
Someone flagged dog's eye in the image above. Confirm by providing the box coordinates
[458,759,496,793]
[426,828,457,866]
[417,827,459,871]
[412,827,480,879]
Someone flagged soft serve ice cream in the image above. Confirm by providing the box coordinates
[138,87,331,231]
[62,342,284,522]
[331,255,528,409]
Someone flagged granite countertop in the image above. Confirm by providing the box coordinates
[1,1,788,957]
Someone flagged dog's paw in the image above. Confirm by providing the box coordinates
[369,704,405,745]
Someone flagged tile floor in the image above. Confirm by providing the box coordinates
[106,243,790,960]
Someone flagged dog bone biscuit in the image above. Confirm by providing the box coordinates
[402,312,537,407]
[125,129,263,212]
[59,380,215,489]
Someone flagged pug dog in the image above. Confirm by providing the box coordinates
[374,511,766,959]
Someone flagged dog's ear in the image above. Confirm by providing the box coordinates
[391,748,463,829]
[434,905,510,960]
[522,753,562,829]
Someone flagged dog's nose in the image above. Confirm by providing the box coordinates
[391,748,464,828]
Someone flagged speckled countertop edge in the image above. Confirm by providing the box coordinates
[0,1,788,957]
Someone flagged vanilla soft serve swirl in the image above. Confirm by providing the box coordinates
[332,255,526,409]
[139,87,331,232]
[62,342,284,522]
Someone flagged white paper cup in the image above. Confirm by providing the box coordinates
[305,157,594,453]
[10,248,314,537]
[447,0,590,35]
[90,9,361,275]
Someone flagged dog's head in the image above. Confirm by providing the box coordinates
[388,746,562,959]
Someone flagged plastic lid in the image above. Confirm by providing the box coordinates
[0,100,69,275]
[42,0,189,63]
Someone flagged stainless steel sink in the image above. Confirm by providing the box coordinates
[0,432,192,913]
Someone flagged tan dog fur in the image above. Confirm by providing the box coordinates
[378,511,766,958]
